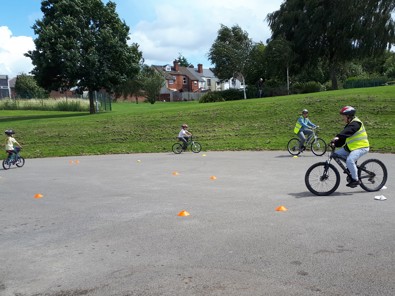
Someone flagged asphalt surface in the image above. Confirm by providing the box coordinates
[0,151,394,296]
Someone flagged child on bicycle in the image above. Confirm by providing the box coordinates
[178,124,192,150]
[4,129,22,160]
[331,106,369,188]
[293,109,318,151]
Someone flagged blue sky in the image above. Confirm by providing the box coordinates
[0,0,283,78]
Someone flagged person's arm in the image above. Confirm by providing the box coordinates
[332,122,360,147]
[307,119,317,128]
[13,138,22,148]
[298,117,310,129]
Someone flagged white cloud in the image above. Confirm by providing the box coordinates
[129,0,283,68]
[0,1,283,77]
[0,26,35,78]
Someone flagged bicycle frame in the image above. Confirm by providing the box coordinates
[305,128,319,146]
[326,146,376,183]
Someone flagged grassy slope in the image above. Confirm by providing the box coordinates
[1,86,394,158]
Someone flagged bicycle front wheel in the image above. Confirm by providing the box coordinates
[358,159,387,192]
[305,162,340,196]
[2,159,11,170]
[16,156,25,167]
[311,138,327,156]
[172,143,183,154]
[191,141,201,153]
[287,138,301,156]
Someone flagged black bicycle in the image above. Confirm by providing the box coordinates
[305,145,387,196]
[172,136,202,154]
[2,147,25,170]
[287,127,326,156]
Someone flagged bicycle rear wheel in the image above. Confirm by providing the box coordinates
[172,143,183,154]
[16,156,25,167]
[2,159,11,170]
[305,162,340,196]
[287,138,301,156]
[191,141,201,153]
[311,138,327,156]
[358,159,387,192]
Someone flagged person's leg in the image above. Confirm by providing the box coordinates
[346,148,369,181]
[333,147,349,161]
[304,129,314,145]
[6,150,13,160]
[182,137,189,149]
[297,132,306,149]
[178,137,187,149]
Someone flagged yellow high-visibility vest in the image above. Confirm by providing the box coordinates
[294,116,303,134]
[346,117,369,151]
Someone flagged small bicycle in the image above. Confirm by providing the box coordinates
[305,145,387,196]
[172,136,202,154]
[2,147,25,170]
[287,127,326,156]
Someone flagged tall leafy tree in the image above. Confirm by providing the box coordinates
[208,24,254,99]
[141,65,165,104]
[15,74,48,99]
[267,0,395,89]
[26,0,142,113]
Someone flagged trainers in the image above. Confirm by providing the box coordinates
[346,179,360,188]
[300,146,306,152]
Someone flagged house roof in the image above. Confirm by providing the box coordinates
[186,67,216,80]
[153,64,203,82]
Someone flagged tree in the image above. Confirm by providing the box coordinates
[263,37,294,93]
[141,65,165,104]
[177,53,190,67]
[26,0,142,113]
[267,0,395,89]
[14,74,47,99]
[208,24,254,99]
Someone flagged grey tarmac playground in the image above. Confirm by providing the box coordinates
[0,151,394,296]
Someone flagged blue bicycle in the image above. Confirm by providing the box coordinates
[2,147,25,170]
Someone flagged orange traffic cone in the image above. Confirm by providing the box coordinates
[177,210,190,216]
[34,193,43,199]
[275,205,288,212]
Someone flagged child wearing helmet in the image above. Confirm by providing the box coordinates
[293,109,318,151]
[331,106,369,188]
[4,130,22,160]
[178,124,192,150]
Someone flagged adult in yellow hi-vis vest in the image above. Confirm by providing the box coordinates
[294,109,317,151]
[331,106,369,188]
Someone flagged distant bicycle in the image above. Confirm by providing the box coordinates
[2,147,25,170]
[305,145,387,196]
[172,136,202,154]
[287,127,326,156]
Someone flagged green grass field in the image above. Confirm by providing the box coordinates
[1,86,394,158]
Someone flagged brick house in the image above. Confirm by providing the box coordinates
[153,60,201,93]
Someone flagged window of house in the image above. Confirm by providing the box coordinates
[183,77,187,84]
[194,81,197,85]
[165,65,171,71]
[169,80,174,85]
[207,79,211,87]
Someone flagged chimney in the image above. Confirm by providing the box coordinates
[197,64,203,74]
[173,60,179,71]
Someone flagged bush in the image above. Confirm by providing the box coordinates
[343,76,388,89]
[199,92,224,103]
[220,89,245,101]
[291,81,322,94]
